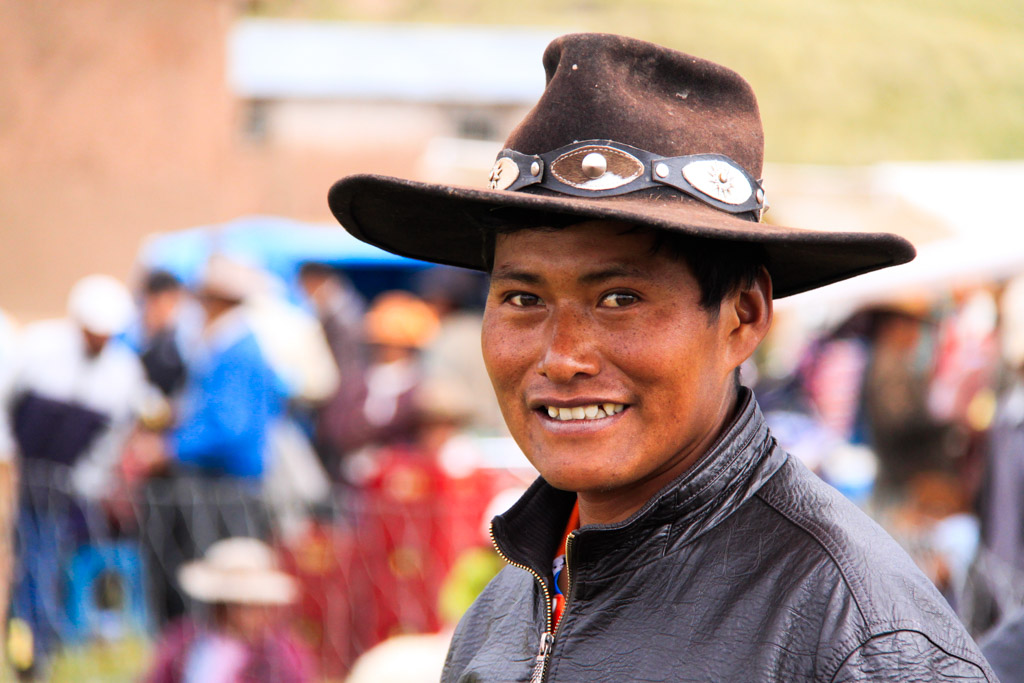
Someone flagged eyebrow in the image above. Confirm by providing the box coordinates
[578,265,646,285]
[489,266,542,285]
[489,263,647,286]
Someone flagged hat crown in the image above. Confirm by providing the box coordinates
[506,33,763,179]
[204,537,277,573]
[326,33,915,298]
[67,274,134,336]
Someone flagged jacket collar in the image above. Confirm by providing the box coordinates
[491,388,787,582]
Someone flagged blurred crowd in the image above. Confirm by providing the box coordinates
[5,254,1024,680]
[0,255,515,681]
[755,279,1024,643]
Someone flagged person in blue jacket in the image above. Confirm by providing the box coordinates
[168,255,287,478]
[137,255,288,625]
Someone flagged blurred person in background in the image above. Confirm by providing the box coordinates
[417,266,507,436]
[297,261,369,475]
[144,537,314,683]
[340,291,438,475]
[345,391,508,683]
[0,274,151,679]
[123,269,191,399]
[0,308,18,656]
[797,303,946,499]
[352,376,493,645]
[161,254,287,482]
[964,274,1024,635]
[980,604,1024,683]
[244,266,337,539]
[132,255,288,626]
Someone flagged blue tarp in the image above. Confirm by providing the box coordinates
[136,215,435,301]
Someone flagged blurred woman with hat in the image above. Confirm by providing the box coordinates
[144,537,314,683]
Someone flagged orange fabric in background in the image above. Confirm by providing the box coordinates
[552,501,579,631]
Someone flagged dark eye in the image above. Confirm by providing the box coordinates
[599,292,639,308]
[507,292,542,307]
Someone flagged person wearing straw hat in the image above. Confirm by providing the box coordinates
[144,537,314,683]
[0,274,152,680]
[328,33,994,682]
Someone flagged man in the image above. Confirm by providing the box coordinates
[327,34,995,681]
[297,261,370,468]
[135,255,287,625]
[0,274,149,677]
[127,269,190,399]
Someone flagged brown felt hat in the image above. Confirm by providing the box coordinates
[328,33,914,298]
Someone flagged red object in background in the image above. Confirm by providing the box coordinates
[279,522,360,678]
[352,445,498,647]
[279,448,513,678]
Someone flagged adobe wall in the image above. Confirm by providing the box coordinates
[0,1,440,322]
[0,0,241,320]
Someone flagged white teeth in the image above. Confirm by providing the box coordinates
[598,401,622,417]
[545,403,624,421]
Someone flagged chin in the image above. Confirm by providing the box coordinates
[535,460,631,494]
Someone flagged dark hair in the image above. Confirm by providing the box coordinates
[483,223,768,312]
[142,269,182,295]
[647,230,767,312]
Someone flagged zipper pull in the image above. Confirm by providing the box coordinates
[529,631,555,683]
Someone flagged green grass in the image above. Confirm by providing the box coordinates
[246,0,1024,164]
[30,637,151,683]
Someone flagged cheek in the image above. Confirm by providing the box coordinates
[481,317,529,393]
[616,326,718,404]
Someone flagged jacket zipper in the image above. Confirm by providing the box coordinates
[490,522,556,682]
[488,522,581,683]
[540,530,578,682]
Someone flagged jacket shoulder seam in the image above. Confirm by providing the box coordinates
[825,628,991,683]
[752,488,869,624]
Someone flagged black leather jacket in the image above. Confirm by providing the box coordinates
[443,391,996,682]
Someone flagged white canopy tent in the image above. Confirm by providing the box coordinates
[777,161,1024,321]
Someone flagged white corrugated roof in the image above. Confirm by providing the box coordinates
[228,20,567,104]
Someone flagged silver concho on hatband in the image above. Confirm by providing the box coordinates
[550,145,644,191]
[488,156,520,191]
[681,158,753,205]
[484,139,766,219]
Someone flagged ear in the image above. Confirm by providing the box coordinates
[719,267,773,369]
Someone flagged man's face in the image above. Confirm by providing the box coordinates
[81,329,110,358]
[142,289,182,335]
[483,221,749,518]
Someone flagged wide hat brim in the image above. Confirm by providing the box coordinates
[329,173,915,299]
[178,559,297,606]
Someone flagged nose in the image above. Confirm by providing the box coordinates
[537,307,600,383]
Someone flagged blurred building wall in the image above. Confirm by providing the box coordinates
[0,0,243,320]
[0,3,520,321]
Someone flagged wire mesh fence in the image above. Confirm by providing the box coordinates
[10,451,528,681]
[12,448,1024,680]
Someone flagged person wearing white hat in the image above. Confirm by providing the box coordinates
[144,537,314,683]
[0,274,153,678]
[130,254,288,483]
[131,255,290,628]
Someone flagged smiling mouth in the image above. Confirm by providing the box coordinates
[541,403,627,422]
